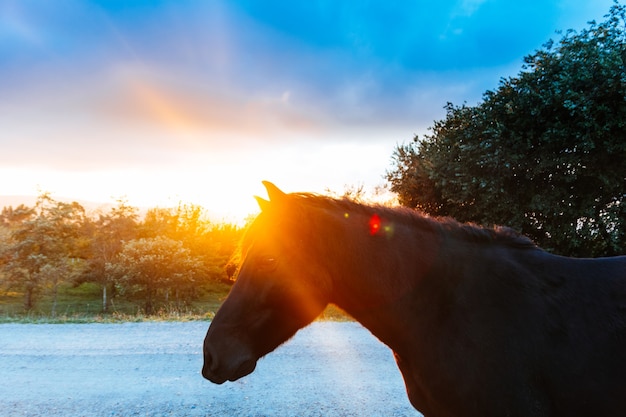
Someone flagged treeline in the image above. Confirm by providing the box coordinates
[0,193,245,314]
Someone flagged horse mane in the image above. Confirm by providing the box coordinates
[232,192,536,278]
[289,192,537,249]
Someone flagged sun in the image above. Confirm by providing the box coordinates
[0,165,261,225]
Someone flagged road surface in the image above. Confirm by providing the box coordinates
[0,321,421,416]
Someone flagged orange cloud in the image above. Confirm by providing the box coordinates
[89,66,324,147]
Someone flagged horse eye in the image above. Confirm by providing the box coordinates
[259,257,278,270]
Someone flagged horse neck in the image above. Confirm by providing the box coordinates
[317,208,444,347]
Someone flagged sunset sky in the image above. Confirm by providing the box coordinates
[0,0,615,221]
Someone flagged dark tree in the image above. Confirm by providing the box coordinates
[387,3,626,257]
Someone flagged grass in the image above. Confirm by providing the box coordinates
[0,282,227,324]
[0,282,352,324]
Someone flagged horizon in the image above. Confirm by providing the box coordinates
[0,193,251,225]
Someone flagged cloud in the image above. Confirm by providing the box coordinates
[455,0,488,17]
[92,65,324,138]
[0,65,332,170]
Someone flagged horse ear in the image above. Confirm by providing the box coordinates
[254,196,271,212]
[262,181,286,202]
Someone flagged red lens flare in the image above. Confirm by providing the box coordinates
[369,214,381,235]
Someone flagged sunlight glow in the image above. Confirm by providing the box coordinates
[0,135,395,225]
[0,166,260,224]
[308,323,362,383]
[306,322,388,407]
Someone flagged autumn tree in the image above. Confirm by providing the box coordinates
[140,204,239,281]
[1,193,87,311]
[387,4,626,257]
[94,203,242,314]
[106,236,204,314]
[0,204,35,269]
[1,204,35,226]
[1,194,243,315]
[79,199,139,311]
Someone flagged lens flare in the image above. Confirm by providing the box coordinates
[369,214,381,235]
[368,213,395,238]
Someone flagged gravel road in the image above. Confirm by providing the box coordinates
[0,321,421,416]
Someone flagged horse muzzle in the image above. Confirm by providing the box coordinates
[202,343,257,384]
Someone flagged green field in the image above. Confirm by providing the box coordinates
[0,282,226,323]
[0,282,350,323]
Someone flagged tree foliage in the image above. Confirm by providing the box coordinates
[80,198,139,311]
[0,194,87,311]
[387,3,626,256]
[1,193,243,313]
[106,236,204,314]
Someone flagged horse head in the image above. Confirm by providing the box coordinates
[202,181,331,384]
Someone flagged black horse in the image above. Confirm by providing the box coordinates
[203,181,626,417]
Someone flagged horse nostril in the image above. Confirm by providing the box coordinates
[202,348,212,377]
[202,344,221,376]
[202,347,229,384]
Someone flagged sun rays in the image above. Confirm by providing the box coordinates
[129,80,199,134]
[306,322,403,409]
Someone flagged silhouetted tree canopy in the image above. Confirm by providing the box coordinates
[387,3,626,257]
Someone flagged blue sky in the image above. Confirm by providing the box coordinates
[0,0,616,220]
